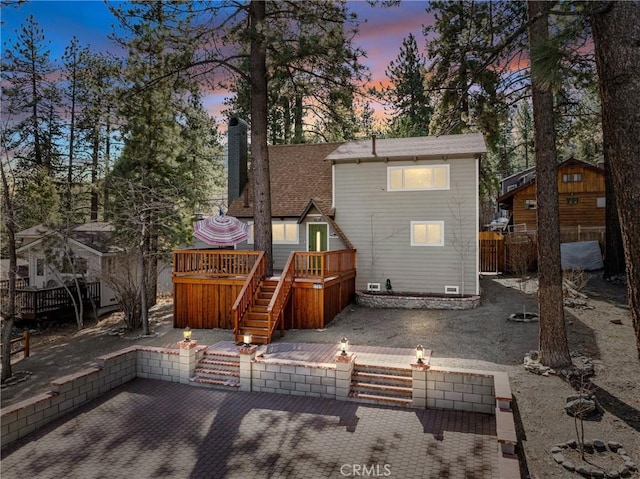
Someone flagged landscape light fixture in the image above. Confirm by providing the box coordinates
[243,333,252,347]
[415,345,425,364]
[183,326,192,342]
[340,337,348,356]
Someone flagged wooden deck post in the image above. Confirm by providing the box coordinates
[22,331,29,358]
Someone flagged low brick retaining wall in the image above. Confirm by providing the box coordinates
[0,344,201,448]
[356,292,481,310]
[1,342,518,479]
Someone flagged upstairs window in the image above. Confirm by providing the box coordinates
[524,199,537,210]
[388,165,449,191]
[562,173,583,182]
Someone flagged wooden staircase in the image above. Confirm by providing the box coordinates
[235,279,279,344]
[190,349,240,390]
[348,363,413,407]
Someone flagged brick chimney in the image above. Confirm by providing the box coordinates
[227,117,248,207]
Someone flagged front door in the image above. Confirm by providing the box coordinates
[308,223,328,252]
[307,223,328,274]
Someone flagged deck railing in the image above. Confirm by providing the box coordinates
[173,250,261,277]
[0,278,29,290]
[294,249,356,280]
[231,251,266,336]
[267,252,296,338]
[1,282,100,319]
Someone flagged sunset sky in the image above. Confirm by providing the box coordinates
[2,1,434,120]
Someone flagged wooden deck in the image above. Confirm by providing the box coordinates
[0,282,101,320]
[172,250,356,338]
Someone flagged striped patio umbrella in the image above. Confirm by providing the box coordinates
[193,214,249,247]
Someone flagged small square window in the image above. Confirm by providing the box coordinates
[411,221,444,246]
[524,199,537,210]
[597,197,606,208]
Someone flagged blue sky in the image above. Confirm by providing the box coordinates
[2,0,433,118]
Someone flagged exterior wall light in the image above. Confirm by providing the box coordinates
[183,326,192,342]
[340,337,349,356]
[415,345,425,364]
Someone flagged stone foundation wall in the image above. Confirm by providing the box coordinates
[356,292,481,310]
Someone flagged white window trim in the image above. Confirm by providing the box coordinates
[387,164,450,191]
[273,221,300,244]
[247,221,299,245]
[410,221,445,247]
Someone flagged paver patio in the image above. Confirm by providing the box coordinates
[1,378,498,478]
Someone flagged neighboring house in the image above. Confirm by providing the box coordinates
[14,222,120,314]
[499,166,536,196]
[226,118,486,296]
[497,158,606,232]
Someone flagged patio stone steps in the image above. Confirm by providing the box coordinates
[190,350,241,391]
[348,363,413,408]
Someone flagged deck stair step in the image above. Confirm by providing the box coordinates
[236,278,286,345]
[348,363,413,408]
[190,350,240,390]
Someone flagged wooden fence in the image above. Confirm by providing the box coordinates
[0,331,30,360]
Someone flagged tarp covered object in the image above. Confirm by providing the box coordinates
[560,241,604,271]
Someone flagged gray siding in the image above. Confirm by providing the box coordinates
[235,217,347,271]
[334,159,479,295]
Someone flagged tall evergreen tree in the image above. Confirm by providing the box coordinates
[375,33,431,137]
[528,0,571,369]
[591,0,640,359]
[108,1,213,332]
[1,15,61,174]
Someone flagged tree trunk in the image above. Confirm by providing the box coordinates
[250,0,273,276]
[603,156,625,279]
[528,0,572,368]
[592,1,640,359]
[0,160,16,382]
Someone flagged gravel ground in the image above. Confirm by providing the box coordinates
[2,274,638,479]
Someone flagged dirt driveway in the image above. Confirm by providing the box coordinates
[2,274,638,479]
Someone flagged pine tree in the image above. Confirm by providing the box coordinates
[528,0,572,369]
[591,0,640,359]
[375,33,431,137]
[1,15,62,174]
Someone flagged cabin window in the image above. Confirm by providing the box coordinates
[566,197,579,205]
[247,222,299,244]
[410,221,444,246]
[562,173,583,182]
[524,199,537,210]
[388,165,449,191]
[597,197,606,208]
[36,258,44,276]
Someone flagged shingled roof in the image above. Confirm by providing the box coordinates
[227,142,342,219]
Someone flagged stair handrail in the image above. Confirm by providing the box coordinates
[266,251,296,338]
[232,251,266,336]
